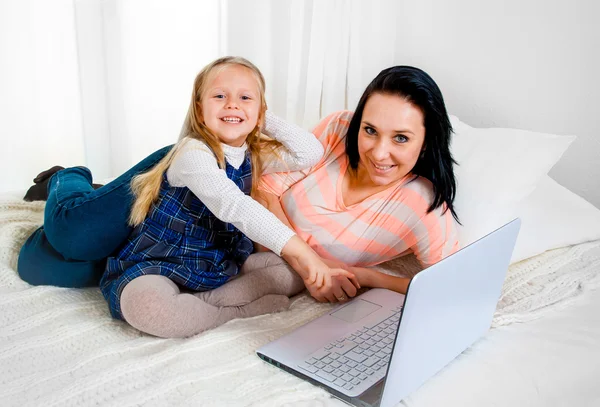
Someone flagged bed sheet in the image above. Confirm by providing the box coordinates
[1,194,599,407]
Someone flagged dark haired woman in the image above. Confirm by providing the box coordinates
[241,65,460,303]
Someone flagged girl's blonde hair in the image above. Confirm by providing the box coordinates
[129,56,282,226]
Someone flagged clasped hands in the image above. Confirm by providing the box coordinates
[303,258,363,303]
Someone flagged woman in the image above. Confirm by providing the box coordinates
[18,65,458,307]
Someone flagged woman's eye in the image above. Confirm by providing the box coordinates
[364,126,376,135]
[394,134,408,143]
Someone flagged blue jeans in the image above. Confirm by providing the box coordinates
[17,145,173,287]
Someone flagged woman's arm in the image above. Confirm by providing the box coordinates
[348,266,410,295]
[255,189,411,296]
[254,189,362,301]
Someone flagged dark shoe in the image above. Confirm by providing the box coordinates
[33,165,65,183]
[23,166,104,202]
[24,166,65,201]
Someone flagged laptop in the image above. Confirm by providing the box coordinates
[256,219,521,407]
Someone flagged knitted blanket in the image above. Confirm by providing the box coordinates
[1,193,599,406]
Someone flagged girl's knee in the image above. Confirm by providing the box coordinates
[120,275,181,337]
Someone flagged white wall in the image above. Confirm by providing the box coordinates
[0,0,85,192]
[394,0,600,207]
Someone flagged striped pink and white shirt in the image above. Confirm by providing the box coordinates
[259,110,459,267]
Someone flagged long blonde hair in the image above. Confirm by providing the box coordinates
[129,56,282,226]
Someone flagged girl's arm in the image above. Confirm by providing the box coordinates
[252,189,293,253]
[169,141,295,256]
[260,111,324,173]
[169,141,358,295]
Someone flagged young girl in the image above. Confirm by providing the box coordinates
[99,56,358,338]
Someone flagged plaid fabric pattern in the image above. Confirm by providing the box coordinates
[100,154,254,320]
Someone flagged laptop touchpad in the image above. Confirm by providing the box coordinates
[330,299,381,323]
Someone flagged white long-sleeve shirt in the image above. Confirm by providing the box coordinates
[166,111,323,255]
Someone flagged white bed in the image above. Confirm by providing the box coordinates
[1,192,599,407]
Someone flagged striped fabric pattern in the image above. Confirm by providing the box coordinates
[259,110,459,267]
[100,155,254,320]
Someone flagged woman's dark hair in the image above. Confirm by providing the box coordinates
[345,65,459,222]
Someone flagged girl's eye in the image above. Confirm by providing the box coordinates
[241,95,251,101]
[214,94,225,99]
[394,134,409,143]
[364,126,376,135]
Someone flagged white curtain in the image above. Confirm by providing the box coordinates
[0,0,399,192]
[75,0,223,179]
[225,0,400,129]
[0,0,85,193]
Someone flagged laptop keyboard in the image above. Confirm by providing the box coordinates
[297,305,403,393]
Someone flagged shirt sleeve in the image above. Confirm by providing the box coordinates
[412,205,460,267]
[260,110,324,173]
[259,110,352,197]
[167,141,296,255]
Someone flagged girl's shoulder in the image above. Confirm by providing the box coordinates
[169,138,218,173]
[180,137,210,151]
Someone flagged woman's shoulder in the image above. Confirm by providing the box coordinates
[399,175,455,224]
[320,110,354,127]
[312,110,355,147]
[399,175,436,210]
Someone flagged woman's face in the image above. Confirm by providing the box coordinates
[356,93,426,188]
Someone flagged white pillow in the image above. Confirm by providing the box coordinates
[511,175,600,263]
[449,116,575,248]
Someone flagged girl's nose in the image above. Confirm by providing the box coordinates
[225,100,239,109]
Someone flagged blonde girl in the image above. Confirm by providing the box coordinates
[99,57,358,338]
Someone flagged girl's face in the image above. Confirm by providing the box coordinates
[356,93,426,188]
[200,64,262,147]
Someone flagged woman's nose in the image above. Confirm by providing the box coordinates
[371,140,390,160]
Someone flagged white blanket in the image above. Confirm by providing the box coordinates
[1,194,600,406]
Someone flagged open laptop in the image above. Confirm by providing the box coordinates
[257,218,521,407]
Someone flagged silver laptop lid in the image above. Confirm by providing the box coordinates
[379,218,521,407]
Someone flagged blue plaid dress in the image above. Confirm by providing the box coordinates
[100,154,254,320]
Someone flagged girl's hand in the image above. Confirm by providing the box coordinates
[280,235,359,302]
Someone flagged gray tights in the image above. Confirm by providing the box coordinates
[120,252,305,338]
